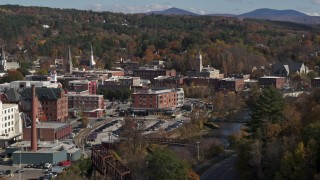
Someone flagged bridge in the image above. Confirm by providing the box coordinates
[146,137,198,147]
[91,145,131,180]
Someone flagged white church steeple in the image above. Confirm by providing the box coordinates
[90,45,96,69]
[196,50,203,73]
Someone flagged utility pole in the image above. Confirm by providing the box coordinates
[19,142,21,180]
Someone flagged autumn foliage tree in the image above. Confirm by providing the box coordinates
[0,70,24,83]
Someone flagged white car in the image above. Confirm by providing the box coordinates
[44,163,52,169]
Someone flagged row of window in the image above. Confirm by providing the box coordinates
[2,114,14,121]
[2,127,14,134]
[68,97,99,100]
[2,108,14,114]
[2,121,14,127]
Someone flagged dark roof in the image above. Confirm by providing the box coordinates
[272,62,304,75]
[20,87,63,100]
[4,88,20,102]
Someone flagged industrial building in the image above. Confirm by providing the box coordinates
[7,85,80,165]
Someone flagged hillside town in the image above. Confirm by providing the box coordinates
[0,41,317,179]
[0,3,320,180]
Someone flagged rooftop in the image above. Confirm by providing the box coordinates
[2,103,18,109]
[24,122,70,130]
[260,76,286,79]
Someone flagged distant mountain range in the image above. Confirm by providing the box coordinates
[147,8,320,24]
[147,7,199,16]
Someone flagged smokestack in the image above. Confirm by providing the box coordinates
[31,85,38,152]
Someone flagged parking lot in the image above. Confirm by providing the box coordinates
[0,162,44,180]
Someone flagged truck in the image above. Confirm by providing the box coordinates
[58,160,71,167]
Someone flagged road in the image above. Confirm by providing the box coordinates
[201,154,238,180]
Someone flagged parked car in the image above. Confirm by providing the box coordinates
[44,163,52,169]
[14,169,26,173]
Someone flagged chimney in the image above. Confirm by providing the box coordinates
[31,85,38,152]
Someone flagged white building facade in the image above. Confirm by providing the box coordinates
[0,101,22,147]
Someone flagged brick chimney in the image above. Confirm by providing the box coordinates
[31,85,38,152]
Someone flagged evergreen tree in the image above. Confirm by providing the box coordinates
[250,86,285,137]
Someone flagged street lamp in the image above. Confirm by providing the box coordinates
[146,160,149,180]
[196,141,200,160]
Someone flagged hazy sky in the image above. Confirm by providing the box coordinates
[1,0,320,16]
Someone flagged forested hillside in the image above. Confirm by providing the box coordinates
[0,5,320,74]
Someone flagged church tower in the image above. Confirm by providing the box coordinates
[90,45,96,69]
[0,46,6,71]
[196,51,203,73]
[66,46,73,74]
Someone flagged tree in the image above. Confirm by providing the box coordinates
[279,142,310,180]
[0,70,24,83]
[250,86,285,136]
[36,68,48,75]
[146,148,189,180]
[57,157,94,180]
[17,67,30,76]
[81,116,89,128]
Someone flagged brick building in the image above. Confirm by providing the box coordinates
[131,88,183,115]
[132,67,176,82]
[23,122,72,141]
[154,76,186,88]
[67,94,105,118]
[186,77,221,89]
[220,78,245,92]
[68,80,97,94]
[114,58,140,70]
[20,87,68,122]
[259,76,286,89]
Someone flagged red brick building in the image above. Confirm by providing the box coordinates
[68,80,97,94]
[23,122,72,141]
[131,88,178,115]
[220,78,245,92]
[132,68,176,82]
[259,76,286,89]
[186,77,221,89]
[20,87,68,122]
[67,94,105,118]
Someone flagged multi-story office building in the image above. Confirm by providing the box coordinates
[131,88,184,115]
[67,94,105,118]
[0,101,22,148]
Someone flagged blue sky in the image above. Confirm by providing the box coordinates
[1,0,320,16]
